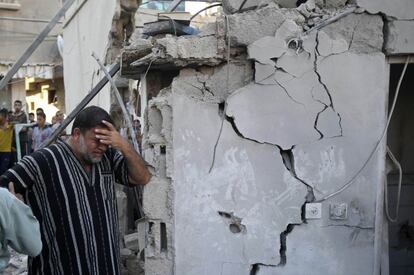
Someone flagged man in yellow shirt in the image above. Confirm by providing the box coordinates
[0,109,13,175]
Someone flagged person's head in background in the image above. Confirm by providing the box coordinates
[51,116,57,125]
[37,113,46,129]
[13,100,23,114]
[29,113,35,123]
[0,108,8,125]
[55,111,64,123]
[36,108,44,118]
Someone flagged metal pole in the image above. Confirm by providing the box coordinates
[39,63,120,149]
[0,0,75,91]
[91,52,140,152]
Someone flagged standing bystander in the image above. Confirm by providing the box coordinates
[9,100,28,157]
[0,109,13,175]
[31,112,53,151]
[1,106,151,274]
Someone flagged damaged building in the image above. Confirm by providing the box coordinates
[60,0,414,274]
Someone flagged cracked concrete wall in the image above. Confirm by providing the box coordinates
[119,0,405,274]
[169,7,387,275]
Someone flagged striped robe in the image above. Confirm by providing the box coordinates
[3,140,129,275]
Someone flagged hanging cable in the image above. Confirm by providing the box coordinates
[317,56,410,202]
[384,146,402,223]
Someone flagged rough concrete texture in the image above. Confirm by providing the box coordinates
[293,52,388,200]
[357,0,414,20]
[227,4,305,46]
[128,3,392,274]
[141,87,175,275]
[124,232,139,252]
[173,93,308,274]
[258,221,375,275]
[171,61,253,104]
[222,0,273,14]
[385,20,414,54]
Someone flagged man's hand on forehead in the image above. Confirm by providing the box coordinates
[94,120,126,151]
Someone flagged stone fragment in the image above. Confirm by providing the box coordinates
[317,30,348,56]
[356,0,414,20]
[248,36,286,63]
[316,107,342,138]
[222,0,273,14]
[385,20,414,55]
[255,62,276,83]
[226,82,320,149]
[228,5,304,46]
[320,13,383,54]
[124,232,139,252]
[172,62,253,103]
[117,190,128,237]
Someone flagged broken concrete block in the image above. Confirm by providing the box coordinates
[117,189,128,238]
[143,177,172,220]
[124,232,139,252]
[356,0,414,20]
[226,82,320,149]
[254,62,276,83]
[278,222,375,275]
[315,107,342,138]
[172,93,308,273]
[172,62,253,103]
[248,36,286,63]
[385,20,414,55]
[317,30,348,56]
[227,5,305,46]
[319,13,383,54]
[222,0,273,14]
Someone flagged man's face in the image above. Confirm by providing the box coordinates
[29,114,34,122]
[78,127,108,164]
[14,102,22,112]
[37,116,45,127]
[56,111,64,122]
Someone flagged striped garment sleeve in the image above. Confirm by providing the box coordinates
[2,152,41,193]
[112,149,130,186]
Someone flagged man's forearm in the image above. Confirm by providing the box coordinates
[120,142,151,185]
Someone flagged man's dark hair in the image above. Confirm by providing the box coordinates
[0,108,8,118]
[37,112,46,119]
[14,100,22,105]
[36,108,44,114]
[29,112,35,116]
[72,106,112,134]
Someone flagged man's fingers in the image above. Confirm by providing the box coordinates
[8,182,15,194]
[101,120,116,130]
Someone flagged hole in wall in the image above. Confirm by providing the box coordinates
[229,223,242,234]
[148,222,154,234]
[160,145,166,155]
[160,222,168,252]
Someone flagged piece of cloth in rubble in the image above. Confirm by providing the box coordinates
[2,139,130,275]
[0,188,42,273]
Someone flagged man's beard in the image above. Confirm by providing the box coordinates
[79,135,103,164]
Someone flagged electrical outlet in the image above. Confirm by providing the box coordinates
[305,203,322,219]
[329,203,348,220]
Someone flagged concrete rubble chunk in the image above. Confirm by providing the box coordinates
[124,232,140,252]
[226,83,320,149]
[227,5,305,46]
[248,36,286,63]
[356,0,414,20]
[316,107,342,138]
[320,13,383,54]
[317,30,348,56]
[172,62,253,103]
[385,20,414,55]
[172,93,308,273]
[255,62,276,83]
[222,0,273,14]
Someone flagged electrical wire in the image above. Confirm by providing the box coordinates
[189,3,222,21]
[317,56,410,202]
[208,14,230,173]
[384,146,402,223]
